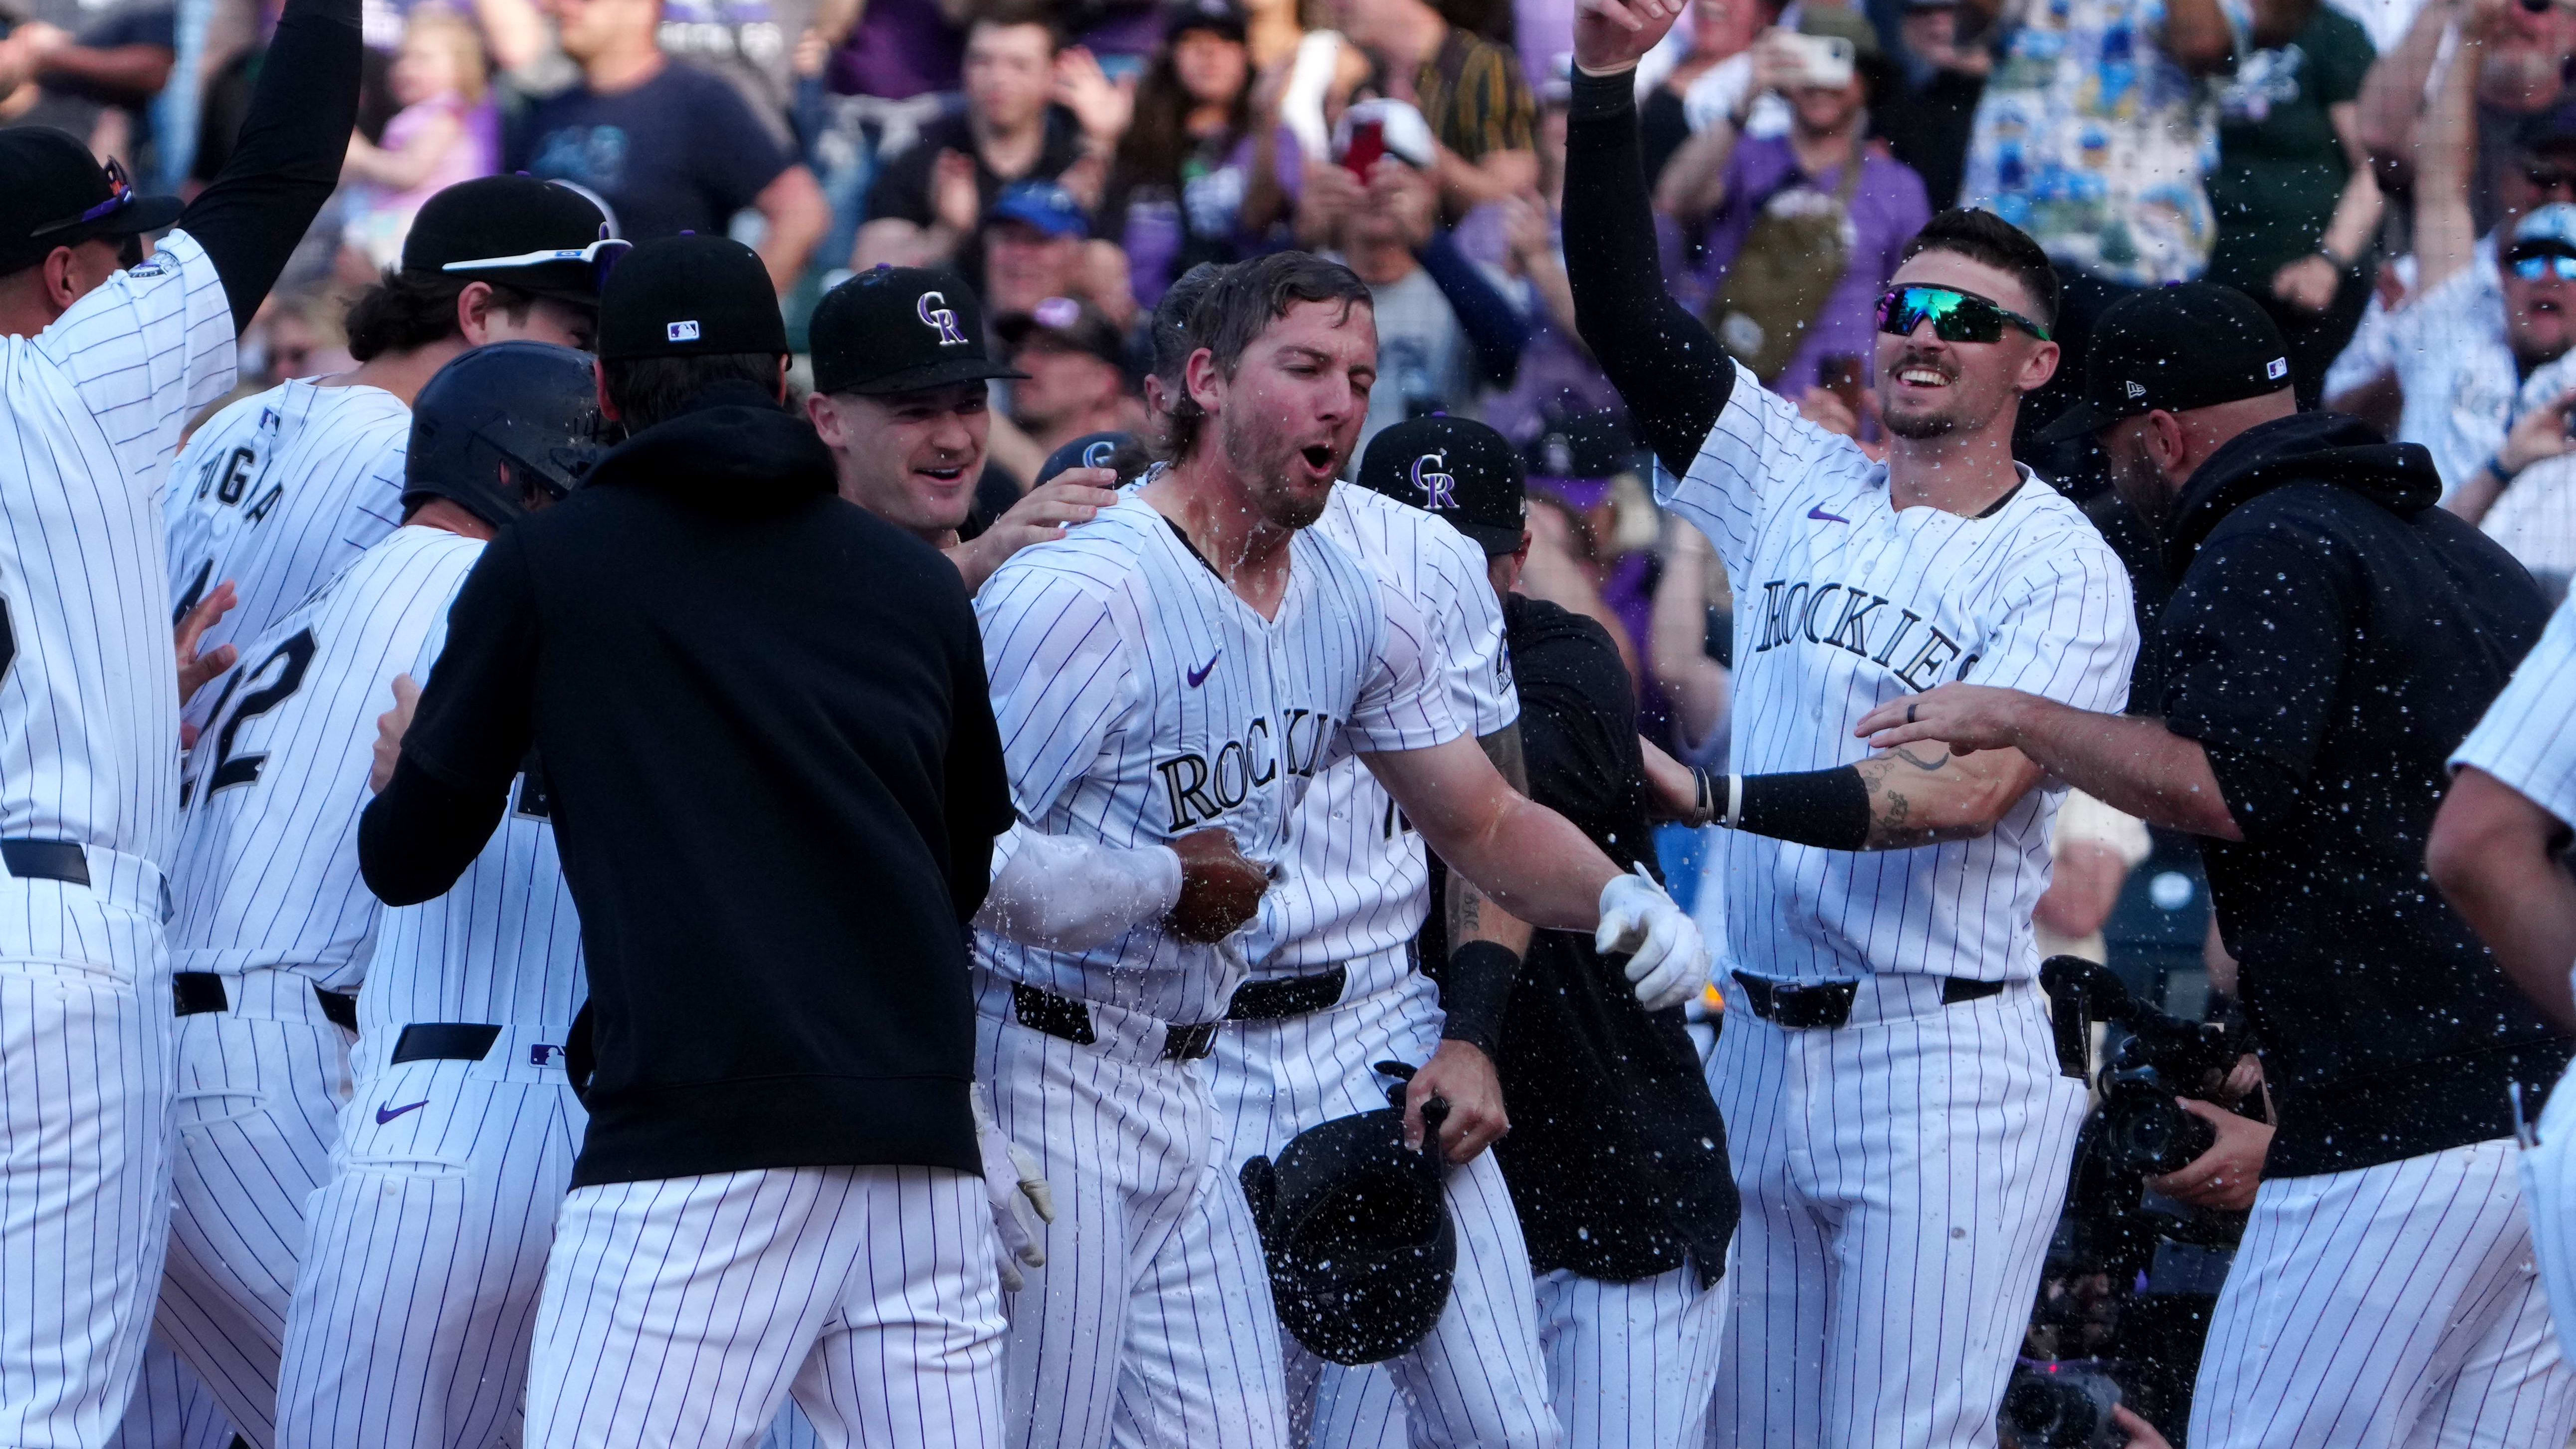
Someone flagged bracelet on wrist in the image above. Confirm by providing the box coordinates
[2490,450,2525,484]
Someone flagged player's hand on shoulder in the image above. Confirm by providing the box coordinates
[950,471,1118,592]
[1597,864,1709,1011]
[1405,1039,1508,1165]
[368,673,421,794]
[2141,1098,2272,1213]
[175,578,239,719]
[1163,827,1270,944]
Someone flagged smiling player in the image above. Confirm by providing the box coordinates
[1560,2,2140,1445]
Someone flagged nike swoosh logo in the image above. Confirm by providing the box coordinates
[1807,506,1851,524]
[375,1100,428,1125]
[1186,651,1221,688]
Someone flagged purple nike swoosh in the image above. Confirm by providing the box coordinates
[1186,652,1221,688]
[1808,505,1851,524]
[375,1100,428,1125]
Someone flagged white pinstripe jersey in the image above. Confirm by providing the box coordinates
[2454,590,2576,831]
[166,378,410,724]
[166,524,483,988]
[973,492,1461,1023]
[1668,362,2137,982]
[0,230,233,873]
[2386,260,2519,499]
[1243,483,1518,975]
[357,571,584,1040]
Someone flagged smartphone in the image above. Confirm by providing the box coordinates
[1776,32,1857,90]
[1341,117,1387,178]
[1819,353,1865,411]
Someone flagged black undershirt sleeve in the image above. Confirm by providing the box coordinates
[172,0,364,331]
[360,757,512,907]
[1736,767,1873,851]
[1562,66,1735,480]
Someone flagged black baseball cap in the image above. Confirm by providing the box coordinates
[0,128,182,275]
[1035,431,1135,485]
[1167,0,1248,43]
[998,296,1129,373]
[1355,416,1527,555]
[810,264,1026,396]
[596,235,787,361]
[403,175,619,306]
[2034,282,2293,444]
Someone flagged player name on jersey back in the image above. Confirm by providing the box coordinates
[167,526,487,987]
[1245,483,1518,976]
[972,494,1460,1024]
[1670,363,2138,983]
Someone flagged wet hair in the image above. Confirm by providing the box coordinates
[600,352,782,432]
[1160,250,1372,461]
[343,269,537,362]
[1151,261,1229,391]
[1897,208,2061,328]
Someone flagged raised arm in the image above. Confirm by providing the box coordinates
[173,0,364,332]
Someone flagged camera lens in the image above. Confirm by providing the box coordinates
[2104,1093,2218,1177]
[2002,1372,2119,1448]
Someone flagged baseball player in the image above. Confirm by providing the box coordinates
[165,174,614,721]
[0,4,358,1440]
[1202,412,1559,1449]
[1875,282,2576,1447]
[142,344,601,1449]
[1563,10,2140,1446]
[970,249,1706,1449]
[252,344,602,1449]
[2433,590,2576,1356]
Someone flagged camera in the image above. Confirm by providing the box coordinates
[2003,1361,2125,1449]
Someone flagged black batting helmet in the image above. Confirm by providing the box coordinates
[1238,1101,1457,1366]
[403,341,607,528]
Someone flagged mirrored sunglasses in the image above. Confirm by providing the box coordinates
[1875,283,2052,344]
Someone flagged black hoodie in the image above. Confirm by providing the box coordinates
[2157,411,2571,1177]
[361,385,1014,1187]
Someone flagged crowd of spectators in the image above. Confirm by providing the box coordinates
[23,0,2576,945]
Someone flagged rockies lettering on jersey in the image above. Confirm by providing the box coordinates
[1244,483,1518,974]
[1670,360,2137,981]
[165,378,411,724]
[974,494,1459,1024]
[0,230,234,902]
[167,525,488,989]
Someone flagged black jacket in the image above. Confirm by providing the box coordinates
[1485,596,1736,1283]
[360,385,1014,1188]
[2157,411,2571,1177]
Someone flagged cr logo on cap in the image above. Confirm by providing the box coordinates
[667,320,701,343]
[918,291,969,347]
[1409,450,1459,510]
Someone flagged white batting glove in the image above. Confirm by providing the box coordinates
[1596,864,1710,1012]
[971,1082,1055,1291]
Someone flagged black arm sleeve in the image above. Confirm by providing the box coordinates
[1736,766,1873,851]
[356,532,541,905]
[1562,66,1734,480]
[1439,941,1520,1058]
[172,0,363,332]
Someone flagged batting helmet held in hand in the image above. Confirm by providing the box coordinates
[404,341,609,529]
[1238,1086,1457,1366]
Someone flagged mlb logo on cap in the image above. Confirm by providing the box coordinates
[668,320,701,343]
[2267,357,2289,380]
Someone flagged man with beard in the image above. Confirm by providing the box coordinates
[1560,4,2140,1444]
[966,249,1707,1449]
[1863,282,2576,1447]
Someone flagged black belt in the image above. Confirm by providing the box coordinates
[0,838,88,886]
[1226,965,1348,1021]
[171,971,360,1032]
[1731,971,2005,1030]
[390,1023,503,1064]
[1011,983,1217,1061]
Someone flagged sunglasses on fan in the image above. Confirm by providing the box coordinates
[1874,284,2052,344]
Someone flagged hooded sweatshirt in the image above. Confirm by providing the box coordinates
[360,383,1014,1187]
[2157,410,2571,1177]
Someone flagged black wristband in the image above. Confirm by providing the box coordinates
[1737,766,1873,851]
[1439,940,1521,1060]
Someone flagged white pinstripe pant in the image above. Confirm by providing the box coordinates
[525,1164,1009,1449]
[2193,1138,2576,1449]
[0,948,174,1449]
[2521,1058,2576,1390]
[1705,974,2084,1449]
[1205,959,1558,1449]
[137,969,352,1449]
[102,1342,230,1449]
[971,972,1289,1449]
